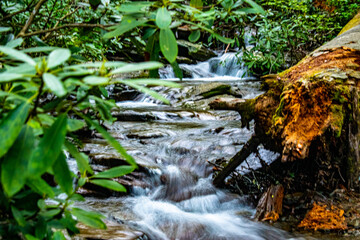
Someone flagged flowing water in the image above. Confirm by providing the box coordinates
[75,53,304,240]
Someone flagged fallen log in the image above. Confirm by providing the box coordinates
[212,11,360,190]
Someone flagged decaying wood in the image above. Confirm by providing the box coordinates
[254,184,284,222]
[211,11,360,190]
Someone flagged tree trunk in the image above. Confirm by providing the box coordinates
[212,11,360,190]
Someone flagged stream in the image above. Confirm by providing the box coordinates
[74,53,305,240]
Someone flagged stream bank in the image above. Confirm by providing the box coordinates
[70,53,301,239]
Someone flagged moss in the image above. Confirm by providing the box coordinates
[237,99,256,128]
[330,104,344,138]
[261,79,284,98]
[200,85,231,98]
[274,97,285,119]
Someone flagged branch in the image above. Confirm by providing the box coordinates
[21,23,113,38]
[43,6,80,40]
[17,0,48,38]
[213,136,260,187]
[0,0,36,22]
[42,1,57,30]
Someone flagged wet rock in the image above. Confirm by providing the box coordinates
[126,129,174,139]
[75,221,145,240]
[187,82,243,100]
[112,110,158,122]
[112,90,142,102]
[82,142,159,169]
[177,40,217,62]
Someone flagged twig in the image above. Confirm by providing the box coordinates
[43,6,80,40]
[224,43,230,53]
[21,23,114,38]
[0,0,36,22]
[29,77,44,119]
[42,0,57,30]
[17,0,48,38]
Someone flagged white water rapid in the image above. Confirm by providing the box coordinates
[75,53,306,240]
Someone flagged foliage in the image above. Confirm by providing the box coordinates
[0,44,179,239]
[0,0,264,66]
[0,1,267,238]
[242,0,360,75]
[103,0,264,77]
[0,0,128,61]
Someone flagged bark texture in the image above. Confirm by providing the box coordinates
[212,11,360,190]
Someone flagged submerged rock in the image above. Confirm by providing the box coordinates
[75,221,145,240]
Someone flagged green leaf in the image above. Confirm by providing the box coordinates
[159,28,178,63]
[11,206,27,227]
[53,153,73,195]
[5,38,24,48]
[119,80,170,104]
[78,114,137,168]
[1,126,34,197]
[103,17,147,39]
[40,209,61,218]
[212,33,234,44]
[25,235,38,240]
[156,8,172,29]
[120,79,181,88]
[27,177,55,197]
[90,179,127,192]
[71,208,106,229]
[28,114,67,177]
[68,193,85,202]
[0,27,12,33]
[83,76,109,85]
[67,119,85,132]
[244,0,265,14]
[64,141,93,175]
[0,46,36,66]
[4,62,36,74]
[190,0,203,9]
[48,49,71,69]
[91,165,134,179]
[171,61,183,80]
[22,47,59,53]
[43,73,67,97]
[109,62,163,75]
[65,61,126,69]
[53,231,66,240]
[0,102,30,158]
[117,2,153,13]
[0,73,27,82]
[95,99,114,122]
[0,91,29,101]
[143,28,157,40]
[188,30,201,42]
[235,8,259,14]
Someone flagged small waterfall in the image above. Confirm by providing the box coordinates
[160,52,252,80]
[75,44,295,239]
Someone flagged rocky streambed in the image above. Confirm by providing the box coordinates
[70,53,358,239]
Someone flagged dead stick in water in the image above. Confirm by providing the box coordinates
[213,136,260,187]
